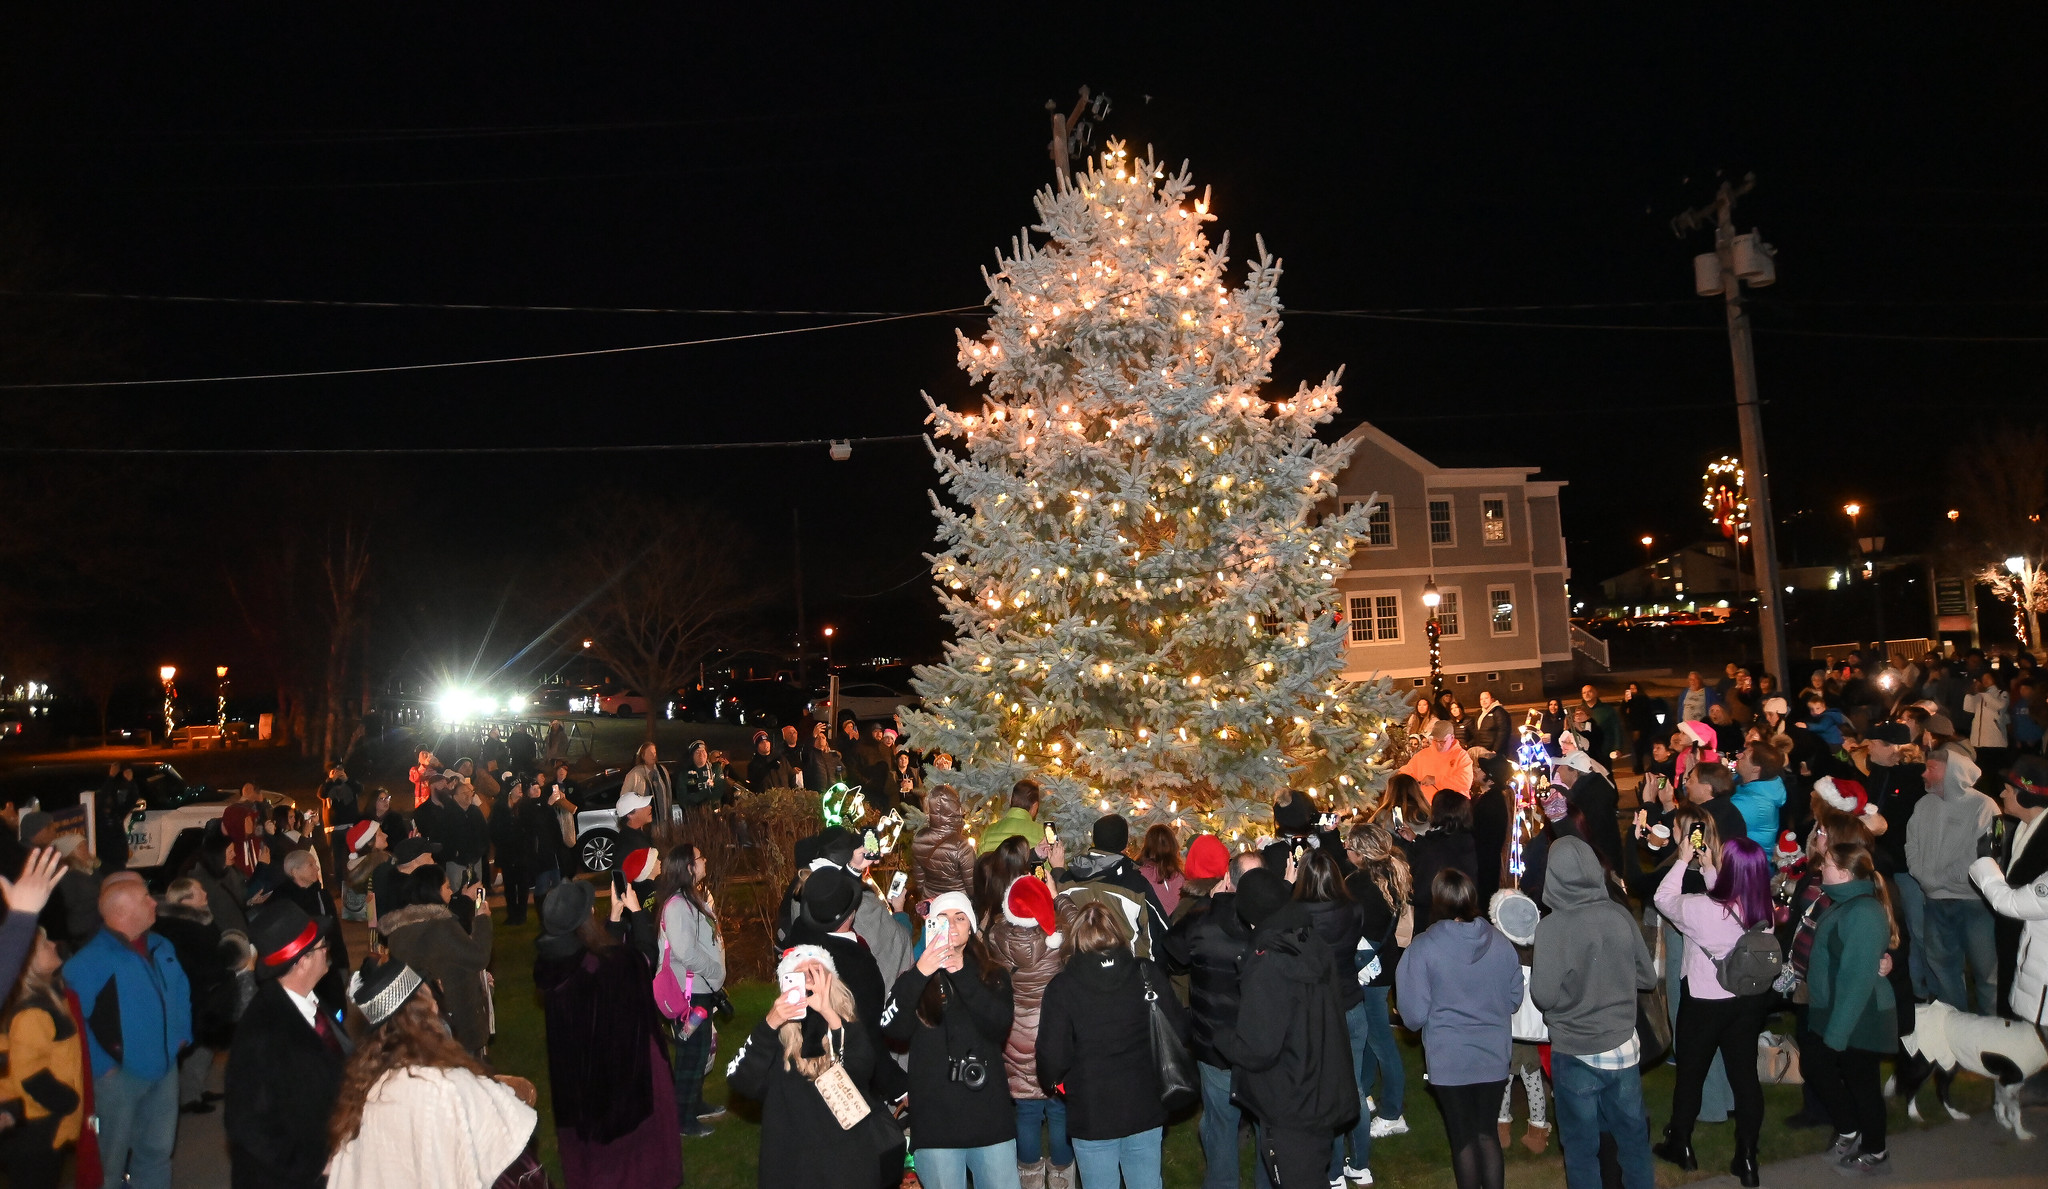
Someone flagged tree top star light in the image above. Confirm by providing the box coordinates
[901,141,1403,843]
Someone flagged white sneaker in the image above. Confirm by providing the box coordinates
[1370,1115,1409,1138]
[1343,1162,1374,1185]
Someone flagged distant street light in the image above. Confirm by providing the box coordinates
[581,638,593,649]
[823,625,836,667]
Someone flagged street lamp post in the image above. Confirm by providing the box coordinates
[1843,503,1864,650]
[215,666,229,731]
[822,625,835,668]
[158,665,177,743]
[1421,578,1443,693]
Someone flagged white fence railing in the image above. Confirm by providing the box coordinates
[1570,623,1611,670]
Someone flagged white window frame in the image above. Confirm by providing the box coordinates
[1487,584,1518,637]
[1480,494,1511,546]
[1427,496,1455,547]
[1349,499,1396,550]
[1432,587,1464,640]
[1347,591,1402,646]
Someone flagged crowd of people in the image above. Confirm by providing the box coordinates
[0,644,2044,1188]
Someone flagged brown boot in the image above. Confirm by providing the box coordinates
[1498,1120,1513,1148]
[1018,1158,1048,1189]
[1045,1162,1077,1189]
[1522,1122,1550,1155]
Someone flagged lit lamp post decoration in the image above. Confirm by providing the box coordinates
[1703,457,1748,540]
[215,666,229,730]
[1991,554,2044,650]
[1420,578,1442,693]
[158,665,177,740]
[1506,725,1551,880]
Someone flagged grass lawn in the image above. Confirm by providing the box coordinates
[486,909,1990,1188]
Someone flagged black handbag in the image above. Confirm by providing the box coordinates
[1138,962,1199,1110]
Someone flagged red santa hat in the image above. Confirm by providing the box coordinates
[1774,829,1802,862]
[346,820,381,854]
[620,847,660,884]
[1813,776,1876,819]
[1003,876,1062,949]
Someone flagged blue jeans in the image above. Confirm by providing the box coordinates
[1891,873,1933,999]
[1072,1127,1163,1189]
[1552,1055,1654,1189]
[1198,1062,1271,1189]
[1923,897,1999,1015]
[1333,994,1400,1176]
[914,1139,1023,1189]
[96,1065,180,1189]
[533,867,563,903]
[1015,1097,1074,1167]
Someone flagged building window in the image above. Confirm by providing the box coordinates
[1705,543,1729,558]
[1353,500,1394,548]
[1428,498,1454,546]
[1481,496,1509,545]
[1260,614,1281,636]
[1489,585,1517,636]
[1429,588,1463,639]
[1348,593,1400,644]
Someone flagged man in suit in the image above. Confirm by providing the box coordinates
[224,902,347,1188]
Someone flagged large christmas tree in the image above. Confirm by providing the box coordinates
[901,141,1404,845]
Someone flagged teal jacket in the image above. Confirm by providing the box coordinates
[1806,880,1896,1053]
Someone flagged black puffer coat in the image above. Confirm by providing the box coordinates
[1213,902,1359,1131]
[1300,897,1364,1011]
[1164,891,1250,1067]
[1036,946,1188,1141]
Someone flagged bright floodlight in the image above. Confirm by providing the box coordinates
[2008,556,2028,574]
[159,665,177,682]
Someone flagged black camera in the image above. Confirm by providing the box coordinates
[948,1054,990,1091]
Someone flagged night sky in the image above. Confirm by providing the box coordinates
[3,8,2044,683]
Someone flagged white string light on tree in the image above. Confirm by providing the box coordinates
[900,141,1405,842]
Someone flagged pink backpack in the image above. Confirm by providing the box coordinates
[654,905,692,1019]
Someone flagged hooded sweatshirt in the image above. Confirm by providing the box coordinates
[1393,913,1523,1086]
[1530,836,1655,1056]
[1905,752,1997,900]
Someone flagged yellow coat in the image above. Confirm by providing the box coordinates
[0,1000,87,1147]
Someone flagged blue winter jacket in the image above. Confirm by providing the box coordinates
[63,928,193,1080]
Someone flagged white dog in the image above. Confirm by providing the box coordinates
[1893,999,2048,1141]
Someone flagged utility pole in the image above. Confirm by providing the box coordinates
[1675,175,1789,685]
[792,507,807,689]
[1046,87,1108,183]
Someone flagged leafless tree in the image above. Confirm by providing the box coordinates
[1949,427,2048,647]
[566,504,755,742]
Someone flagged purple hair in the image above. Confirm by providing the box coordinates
[1710,836,1773,928]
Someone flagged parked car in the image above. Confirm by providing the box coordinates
[811,681,920,722]
[562,760,676,872]
[0,711,25,743]
[0,762,260,886]
[598,688,651,717]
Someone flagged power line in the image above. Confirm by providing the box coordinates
[0,288,954,317]
[0,306,983,390]
[0,434,929,457]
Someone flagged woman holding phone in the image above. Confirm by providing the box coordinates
[379,866,496,1057]
[881,891,1020,1189]
[1653,835,1776,1185]
[728,945,903,1189]
[658,842,726,1137]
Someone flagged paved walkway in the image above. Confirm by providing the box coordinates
[1690,1106,2047,1189]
